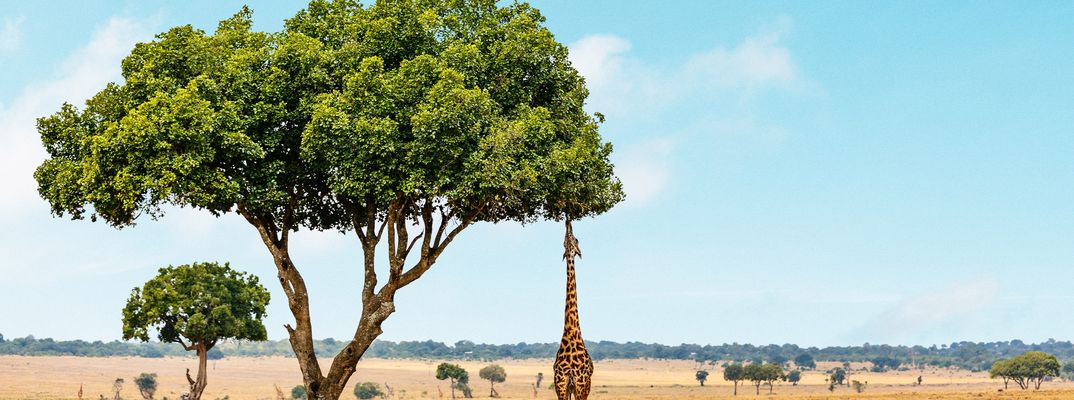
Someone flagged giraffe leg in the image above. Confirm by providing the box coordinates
[574,372,591,400]
[554,370,572,400]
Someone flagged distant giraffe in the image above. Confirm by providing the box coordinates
[553,220,594,400]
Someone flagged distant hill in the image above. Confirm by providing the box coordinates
[2,334,1072,372]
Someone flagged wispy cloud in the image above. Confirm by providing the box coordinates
[851,277,1001,343]
[568,17,811,206]
[0,16,25,53]
[0,17,153,218]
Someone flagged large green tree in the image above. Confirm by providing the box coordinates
[990,351,1061,390]
[34,1,621,398]
[122,262,270,400]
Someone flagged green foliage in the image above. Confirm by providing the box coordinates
[436,363,470,398]
[870,356,900,372]
[829,367,847,385]
[134,373,157,400]
[722,363,745,383]
[291,385,307,400]
[694,370,708,386]
[786,370,801,385]
[1062,360,1074,380]
[352,382,382,399]
[794,353,815,370]
[990,351,1061,390]
[479,364,506,383]
[743,363,786,394]
[34,0,622,234]
[851,380,866,393]
[122,262,270,348]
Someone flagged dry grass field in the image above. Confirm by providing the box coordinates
[3,356,1073,400]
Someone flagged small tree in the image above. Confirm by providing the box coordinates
[436,363,470,399]
[352,382,383,399]
[478,365,506,397]
[723,363,745,396]
[743,363,786,395]
[851,380,866,393]
[112,378,124,400]
[793,354,815,370]
[695,370,709,387]
[787,370,801,386]
[134,373,158,400]
[535,372,544,389]
[291,385,307,400]
[122,262,270,400]
[829,368,847,385]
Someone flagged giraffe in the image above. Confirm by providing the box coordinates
[553,220,594,400]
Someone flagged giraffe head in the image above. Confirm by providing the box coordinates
[563,220,582,260]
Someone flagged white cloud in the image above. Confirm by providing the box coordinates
[0,18,153,218]
[683,17,797,90]
[614,138,674,205]
[0,16,25,53]
[853,277,1001,343]
[568,17,809,205]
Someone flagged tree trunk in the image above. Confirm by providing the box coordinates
[733,381,737,396]
[240,199,477,400]
[450,378,457,399]
[186,344,209,400]
[755,383,760,395]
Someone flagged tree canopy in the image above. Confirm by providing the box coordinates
[723,363,745,396]
[121,261,269,400]
[743,363,786,395]
[35,2,621,398]
[990,351,1061,390]
[479,364,506,397]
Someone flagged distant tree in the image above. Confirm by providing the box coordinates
[744,363,785,395]
[794,354,815,370]
[207,348,225,360]
[1062,361,1074,381]
[829,368,847,385]
[787,370,801,386]
[122,262,270,400]
[695,370,709,387]
[112,378,124,400]
[352,382,383,400]
[769,354,788,367]
[134,373,157,400]
[851,380,866,393]
[723,363,745,396]
[479,365,506,397]
[436,363,471,399]
[990,351,1061,390]
[291,385,306,400]
[535,372,544,389]
[0,333,5,342]
[871,356,900,372]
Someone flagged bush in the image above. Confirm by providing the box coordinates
[290,385,306,400]
[134,373,157,399]
[353,382,383,399]
[852,380,866,393]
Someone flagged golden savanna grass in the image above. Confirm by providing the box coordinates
[2,356,1073,400]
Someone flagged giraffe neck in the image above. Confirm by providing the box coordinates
[562,257,582,340]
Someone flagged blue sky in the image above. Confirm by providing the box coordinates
[1,1,1073,348]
